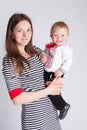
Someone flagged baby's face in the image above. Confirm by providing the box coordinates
[51,27,68,46]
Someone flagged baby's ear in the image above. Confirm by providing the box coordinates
[50,34,52,38]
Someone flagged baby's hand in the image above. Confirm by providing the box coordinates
[54,70,63,78]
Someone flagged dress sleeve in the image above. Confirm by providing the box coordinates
[2,56,22,99]
[33,45,43,53]
[33,45,46,59]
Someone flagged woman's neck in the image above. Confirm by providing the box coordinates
[20,51,31,59]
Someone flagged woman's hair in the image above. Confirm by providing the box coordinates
[50,21,69,35]
[6,13,39,75]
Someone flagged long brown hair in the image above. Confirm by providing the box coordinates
[6,13,39,75]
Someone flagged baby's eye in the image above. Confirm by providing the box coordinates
[54,35,58,37]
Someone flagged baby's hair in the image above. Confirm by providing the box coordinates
[50,21,69,35]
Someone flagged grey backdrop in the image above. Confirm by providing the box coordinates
[0,0,87,130]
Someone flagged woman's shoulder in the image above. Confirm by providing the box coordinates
[2,54,8,63]
[2,55,10,72]
[33,45,42,53]
[2,54,16,67]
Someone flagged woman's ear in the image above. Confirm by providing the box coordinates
[11,34,15,40]
[9,30,14,40]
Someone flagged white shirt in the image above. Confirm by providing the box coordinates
[45,44,73,73]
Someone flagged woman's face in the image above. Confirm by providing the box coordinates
[12,20,32,49]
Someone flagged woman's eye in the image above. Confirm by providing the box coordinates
[17,29,22,32]
[27,29,32,32]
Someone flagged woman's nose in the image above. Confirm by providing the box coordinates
[23,31,27,37]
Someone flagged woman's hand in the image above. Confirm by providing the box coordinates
[46,76,64,95]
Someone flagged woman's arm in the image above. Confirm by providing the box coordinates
[3,55,63,105]
[12,77,63,105]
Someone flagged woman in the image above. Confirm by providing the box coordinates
[2,13,63,130]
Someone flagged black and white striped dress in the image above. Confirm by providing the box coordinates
[2,55,61,130]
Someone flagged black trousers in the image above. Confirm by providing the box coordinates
[44,70,67,110]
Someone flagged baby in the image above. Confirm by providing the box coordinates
[42,21,73,120]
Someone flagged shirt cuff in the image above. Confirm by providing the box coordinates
[9,88,22,99]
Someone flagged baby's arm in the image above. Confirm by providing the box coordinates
[59,46,73,73]
[55,70,64,78]
[40,52,47,64]
[55,46,73,77]
[33,45,47,64]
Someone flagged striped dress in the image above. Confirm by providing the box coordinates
[2,55,61,130]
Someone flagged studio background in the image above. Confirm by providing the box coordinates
[0,0,87,130]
